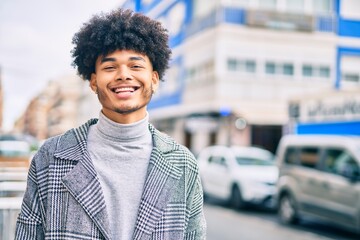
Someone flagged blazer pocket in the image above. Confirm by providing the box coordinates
[63,194,102,238]
[155,202,186,233]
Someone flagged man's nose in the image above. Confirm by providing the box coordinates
[116,66,132,80]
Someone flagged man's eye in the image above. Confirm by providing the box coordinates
[104,66,115,70]
[132,65,143,69]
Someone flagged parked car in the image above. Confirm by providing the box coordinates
[276,134,360,234]
[0,140,31,168]
[197,145,278,209]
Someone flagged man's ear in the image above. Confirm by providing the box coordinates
[152,71,159,93]
[90,73,97,93]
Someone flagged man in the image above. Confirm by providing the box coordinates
[15,9,206,240]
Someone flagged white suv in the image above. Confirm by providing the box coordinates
[197,145,278,209]
[276,134,360,234]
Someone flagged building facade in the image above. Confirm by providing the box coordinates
[13,75,100,140]
[120,0,357,154]
[289,89,360,135]
[289,0,360,135]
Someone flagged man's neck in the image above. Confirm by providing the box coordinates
[101,108,147,124]
[95,111,150,141]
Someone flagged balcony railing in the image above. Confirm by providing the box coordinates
[0,168,27,240]
[186,6,336,38]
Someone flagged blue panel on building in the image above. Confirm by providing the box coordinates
[316,16,335,32]
[297,121,360,135]
[148,92,182,109]
[224,8,246,24]
[338,19,360,37]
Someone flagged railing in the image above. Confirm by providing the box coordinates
[0,168,27,240]
[0,197,22,240]
[316,15,336,33]
[186,6,336,38]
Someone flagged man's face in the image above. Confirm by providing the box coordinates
[90,49,159,124]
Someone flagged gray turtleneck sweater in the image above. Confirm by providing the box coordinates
[87,112,153,240]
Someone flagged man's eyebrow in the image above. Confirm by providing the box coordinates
[100,56,146,63]
[129,56,146,62]
[100,57,116,63]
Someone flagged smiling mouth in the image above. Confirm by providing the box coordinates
[111,86,140,93]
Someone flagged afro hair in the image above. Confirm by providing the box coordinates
[71,8,172,81]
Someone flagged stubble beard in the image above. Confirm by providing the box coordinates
[97,85,153,115]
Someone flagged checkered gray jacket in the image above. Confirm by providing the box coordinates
[15,119,206,240]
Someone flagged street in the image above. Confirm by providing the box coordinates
[204,201,359,240]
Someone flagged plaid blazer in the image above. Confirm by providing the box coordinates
[15,119,206,240]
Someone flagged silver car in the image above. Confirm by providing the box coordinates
[276,135,360,234]
[197,145,278,209]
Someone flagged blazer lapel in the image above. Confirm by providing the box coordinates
[61,152,111,240]
[54,120,111,240]
[133,128,183,240]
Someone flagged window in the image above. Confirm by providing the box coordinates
[284,147,298,165]
[264,61,331,78]
[245,60,256,72]
[186,60,215,84]
[228,58,237,71]
[330,151,360,178]
[259,0,277,10]
[203,60,215,80]
[299,147,319,168]
[341,0,360,20]
[265,62,276,74]
[227,58,256,73]
[264,61,298,77]
[208,155,227,167]
[229,0,249,8]
[341,55,360,84]
[342,73,360,83]
[286,0,304,13]
[187,68,196,80]
[323,149,344,173]
[313,0,332,14]
[283,63,294,76]
[319,66,330,78]
[302,64,330,78]
[302,65,313,77]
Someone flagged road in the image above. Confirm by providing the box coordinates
[204,202,359,240]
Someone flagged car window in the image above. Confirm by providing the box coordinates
[235,157,274,166]
[284,147,298,165]
[299,147,319,169]
[0,141,30,157]
[208,155,227,167]
[332,152,360,178]
[323,148,344,173]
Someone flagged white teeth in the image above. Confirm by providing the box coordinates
[114,87,135,93]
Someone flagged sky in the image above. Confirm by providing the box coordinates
[0,0,124,131]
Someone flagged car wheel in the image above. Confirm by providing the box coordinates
[230,185,245,210]
[278,194,299,224]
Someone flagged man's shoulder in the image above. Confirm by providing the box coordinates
[150,125,198,169]
[150,124,184,153]
[38,118,98,155]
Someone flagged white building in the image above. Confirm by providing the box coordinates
[121,0,360,154]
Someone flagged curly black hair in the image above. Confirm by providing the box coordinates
[71,8,172,81]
